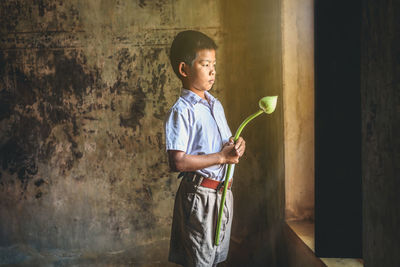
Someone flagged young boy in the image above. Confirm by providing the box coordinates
[164,30,246,266]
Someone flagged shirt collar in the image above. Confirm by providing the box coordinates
[181,88,217,106]
[205,91,217,105]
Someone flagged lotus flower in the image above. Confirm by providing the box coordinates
[259,96,278,114]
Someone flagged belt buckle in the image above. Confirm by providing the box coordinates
[194,173,204,187]
[216,181,224,193]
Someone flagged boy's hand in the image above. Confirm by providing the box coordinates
[220,136,246,164]
[229,136,246,157]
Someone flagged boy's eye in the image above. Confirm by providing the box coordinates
[200,62,215,68]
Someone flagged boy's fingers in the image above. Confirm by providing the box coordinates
[229,137,246,152]
[224,141,234,147]
[229,137,234,145]
[236,142,246,157]
[235,137,245,149]
[234,137,240,149]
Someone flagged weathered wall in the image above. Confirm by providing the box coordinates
[361,1,400,266]
[218,0,286,266]
[0,1,223,265]
[282,0,314,222]
[0,0,292,266]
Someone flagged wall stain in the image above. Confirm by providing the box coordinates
[0,0,199,259]
[112,48,148,131]
[119,85,146,130]
[38,0,45,17]
[39,50,98,105]
[0,49,102,195]
[0,113,45,190]
[0,53,37,121]
[34,178,45,187]
[139,0,147,8]
[0,1,23,32]
[35,191,42,199]
[132,186,156,231]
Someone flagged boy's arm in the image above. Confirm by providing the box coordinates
[168,137,246,172]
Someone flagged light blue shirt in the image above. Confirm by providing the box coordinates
[164,89,234,181]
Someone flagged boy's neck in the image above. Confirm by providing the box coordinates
[193,90,206,100]
[186,87,207,100]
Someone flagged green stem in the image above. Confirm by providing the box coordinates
[233,110,264,141]
[214,109,264,246]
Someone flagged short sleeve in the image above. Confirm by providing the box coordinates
[164,107,190,152]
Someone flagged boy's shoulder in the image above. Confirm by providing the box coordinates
[166,96,192,117]
[166,91,224,118]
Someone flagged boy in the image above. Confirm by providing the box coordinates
[164,30,246,267]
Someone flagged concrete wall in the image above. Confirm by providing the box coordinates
[0,1,224,265]
[361,1,400,266]
[282,0,314,222]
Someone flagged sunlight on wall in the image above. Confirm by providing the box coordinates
[282,0,315,222]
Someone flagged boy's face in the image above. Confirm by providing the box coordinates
[181,49,216,97]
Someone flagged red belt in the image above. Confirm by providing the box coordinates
[181,172,233,192]
[200,177,232,192]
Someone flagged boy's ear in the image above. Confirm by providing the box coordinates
[178,62,188,77]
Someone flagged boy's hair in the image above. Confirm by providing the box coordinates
[169,30,217,79]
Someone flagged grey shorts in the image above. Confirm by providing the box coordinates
[168,175,234,267]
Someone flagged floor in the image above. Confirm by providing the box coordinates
[0,240,177,267]
[1,222,364,266]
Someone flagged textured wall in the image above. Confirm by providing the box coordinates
[0,0,291,266]
[361,1,400,266]
[0,1,223,265]
[282,0,314,222]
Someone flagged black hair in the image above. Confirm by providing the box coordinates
[169,30,217,78]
